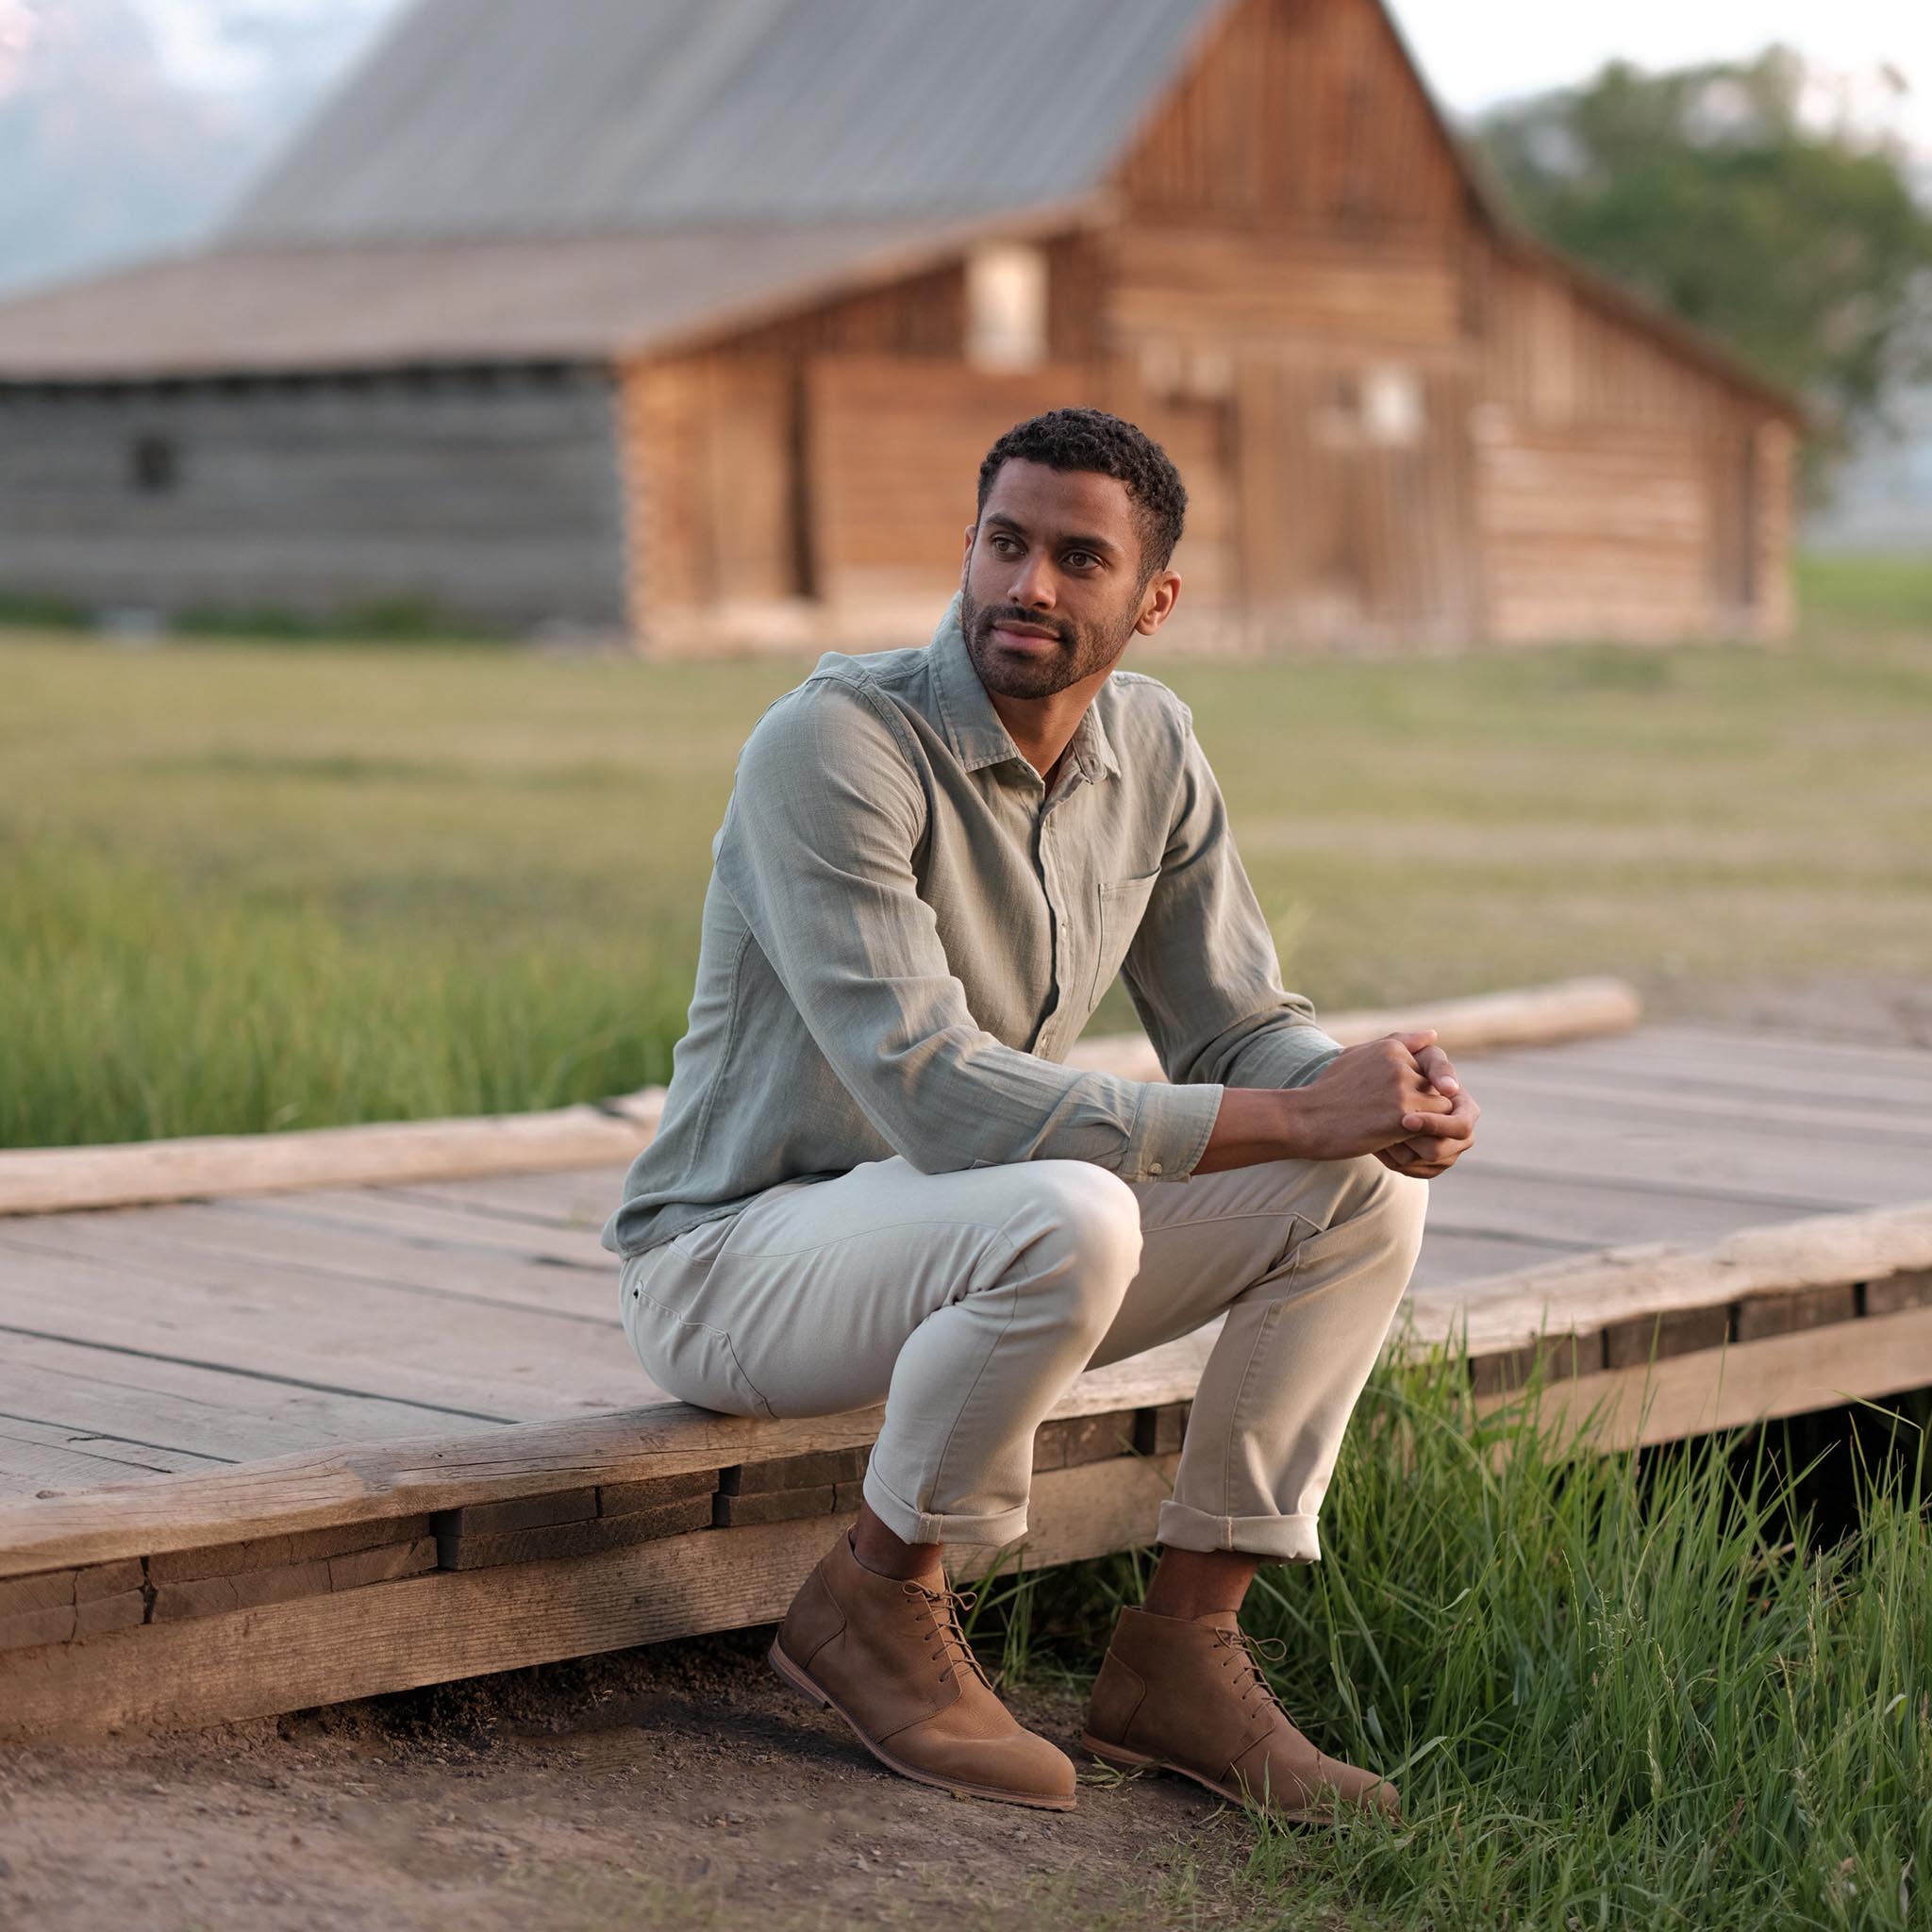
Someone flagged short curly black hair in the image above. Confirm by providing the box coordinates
[975,408,1188,579]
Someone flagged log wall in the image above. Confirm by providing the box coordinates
[0,368,628,631]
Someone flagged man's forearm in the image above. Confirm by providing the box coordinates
[1193,1087,1312,1173]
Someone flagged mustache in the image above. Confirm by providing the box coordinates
[974,607,1072,646]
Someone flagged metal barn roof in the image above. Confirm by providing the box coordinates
[0,215,1075,380]
[223,0,1227,247]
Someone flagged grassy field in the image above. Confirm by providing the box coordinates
[3,557,1929,1150]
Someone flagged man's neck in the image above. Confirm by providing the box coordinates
[982,668,1109,788]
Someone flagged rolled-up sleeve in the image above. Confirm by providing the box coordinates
[1122,714,1343,1097]
[713,683,1224,1180]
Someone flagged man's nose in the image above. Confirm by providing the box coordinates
[1009,552,1057,609]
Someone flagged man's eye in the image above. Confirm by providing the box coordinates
[1066,551,1099,570]
[990,535,1020,556]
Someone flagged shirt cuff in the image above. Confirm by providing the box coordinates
[1123,1078,1224,1182]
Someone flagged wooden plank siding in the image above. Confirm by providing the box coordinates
[802,356,1108,609]
[0,370,629,631]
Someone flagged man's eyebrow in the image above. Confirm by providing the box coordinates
[982,511,1124,558]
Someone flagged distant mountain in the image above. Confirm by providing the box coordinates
[0,0,395,295]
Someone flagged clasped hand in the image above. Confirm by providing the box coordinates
[1300,1028,1479,1180]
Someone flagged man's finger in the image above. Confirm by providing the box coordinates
[1400,1091,1479,1141]
[1415,1042,1460,1096]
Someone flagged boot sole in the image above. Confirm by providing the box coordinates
[1079,1730,1328,1823]
[769,1639,1077,1811]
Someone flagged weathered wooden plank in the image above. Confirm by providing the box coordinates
[1410,1201,1932,1364]
[0,1101,656,1218]
[0,1423,209,1491]
[0,1557,142,1618]
[596,1470,720,1517]
[1446,1064,1932,1151]
[0,1453,1180,1740]
[63,1199,624,1322]
[0,1334,470,1462]
[0,1236,640,1419]
[1733,1282,1860,1342]
[146,1515,436,1584]
[226,1190,616,1272]
[390,1166,631,1230]
[720,1447,869,1496]
[0,1332,1222,1580]
[152,1535,439,1623]
[1482,1304,1932,1454]
[712,1483,855,1528]
[1421,1167,1829,1251]
[434,1496,714,1571]
[1866,1268,1932,1316]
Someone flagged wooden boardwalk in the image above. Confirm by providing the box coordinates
[2,1022,1929,1739]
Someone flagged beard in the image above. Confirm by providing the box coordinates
[958,585,1141,700]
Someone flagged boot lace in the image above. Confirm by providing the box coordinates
[902,1578,995,1690]
[1210,1625,1289,1723]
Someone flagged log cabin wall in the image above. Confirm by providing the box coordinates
[1468,240,1793,642]
[0,366,628,631]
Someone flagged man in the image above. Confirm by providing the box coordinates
[601,408,1477,1819]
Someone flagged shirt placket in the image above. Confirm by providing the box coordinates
[1028,759,1088,1062]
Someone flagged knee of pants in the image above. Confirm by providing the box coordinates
[996,1159,1143,1336]
[1339,1155,1430,1291]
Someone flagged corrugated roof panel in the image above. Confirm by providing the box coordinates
[223,0,1227,243]
[0,219,1067,378]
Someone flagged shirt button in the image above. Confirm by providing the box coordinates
[1147,1161,1163,1176]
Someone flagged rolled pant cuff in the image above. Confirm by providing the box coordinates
[861,1465,1030,1549]
[1156,1501,1322,1564]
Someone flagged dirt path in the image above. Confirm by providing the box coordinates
[0,1630,1268,1932]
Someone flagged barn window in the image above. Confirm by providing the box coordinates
[966,244,1047,371]
[129,433,178,493]
[1361,366,1424,446]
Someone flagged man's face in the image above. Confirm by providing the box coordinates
[958,459,1173,700]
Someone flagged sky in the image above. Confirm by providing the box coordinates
[121,0,1932,165]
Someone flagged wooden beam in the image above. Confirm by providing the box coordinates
[0,1332,1217,1582]
[0,977,1635,1218]
[1407,1199,1932,1365]
[0,1454,1179,1741]
[1478,1304,1932,1453]
[0,1100,665,1218]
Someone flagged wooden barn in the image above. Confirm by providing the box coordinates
[0,0,1801,651]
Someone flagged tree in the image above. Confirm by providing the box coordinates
[1477,47,1932,469]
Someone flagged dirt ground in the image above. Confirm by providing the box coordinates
[0,1629,1270,1932]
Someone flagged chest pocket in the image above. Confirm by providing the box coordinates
[1089,870,1161,1011]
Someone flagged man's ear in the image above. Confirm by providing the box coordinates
[1134,569,1183,637]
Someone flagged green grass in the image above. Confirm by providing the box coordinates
[967,1345,1931,1932]
[3,558,1929,1149]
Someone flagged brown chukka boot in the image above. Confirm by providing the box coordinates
[770,1530,1076,1810]
[1080,1606,1400,1824]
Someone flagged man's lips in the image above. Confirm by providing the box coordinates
[990,623,1065,649]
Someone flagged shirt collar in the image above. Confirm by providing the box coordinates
[927,593,1121,785]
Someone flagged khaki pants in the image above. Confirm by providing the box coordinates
[619,1153,1426,1562]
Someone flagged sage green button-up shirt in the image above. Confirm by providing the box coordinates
[601,594,1342,1259]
